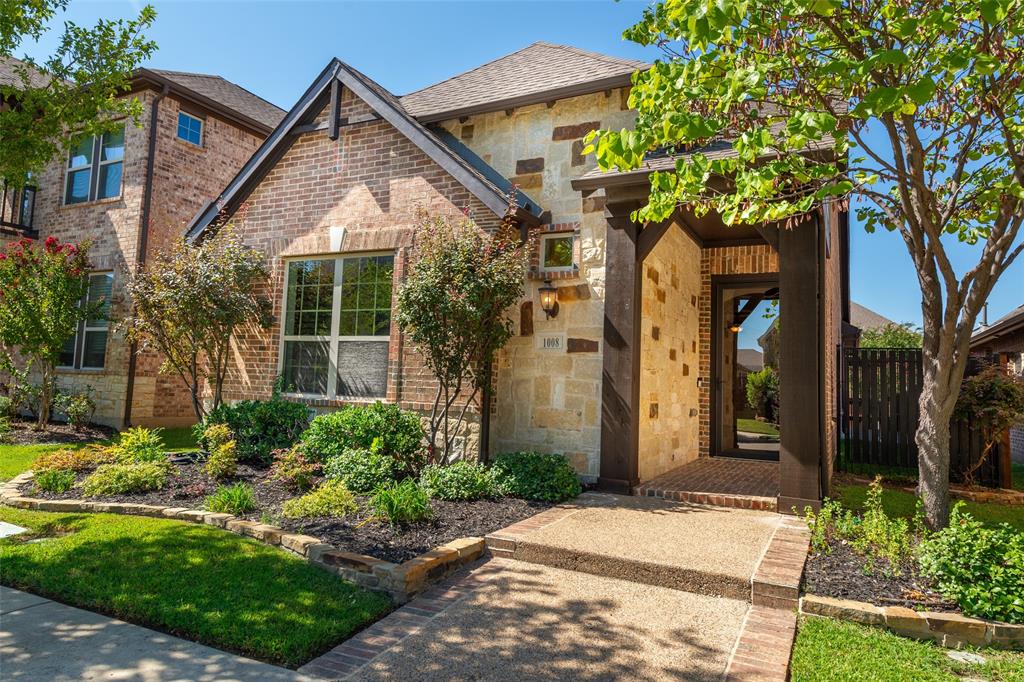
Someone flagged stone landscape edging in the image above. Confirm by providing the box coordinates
[0,471,484,603]
[800,594,1024,650]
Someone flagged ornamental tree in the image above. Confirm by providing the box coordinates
[1,0,157,185]
[0,236,97,428]
[860,322,924,349]
[395,208,531,463]
[953,364,1024,485]
[122,227,272,421]
[589,0,1024,529]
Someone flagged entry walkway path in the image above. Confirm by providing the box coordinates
[0,586,312,681]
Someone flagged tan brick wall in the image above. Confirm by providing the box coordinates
[698,244,780,457]
[20,88,266,429]
[441,90,635,477]
[638,224,702,480]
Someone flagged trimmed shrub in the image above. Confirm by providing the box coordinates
[268,446,320,492]
[322,448,401,494]
[918,503,1024,624]
[490,452,581,502]
[54,390,96,429]
[0,395,14,418]
[370,479,431,525]
[110,426,166,464]
[419,461,495,501]
[202,423,234,451]
[82,462,170,497]
[282,480,357,519]
[34,446,115,473]
[300,402,425,471]
[205,440,238,480]
[204,482,257,515]
[0,416,11,444]
[199,396,309,464]
[34,469,76,493]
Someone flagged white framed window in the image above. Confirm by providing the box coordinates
[540,233,576,273]
[279,253,395,399]
[177,112,203,146]
[59,272,113,370]
[64,126,125,205]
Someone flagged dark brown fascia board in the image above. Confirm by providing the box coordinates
[131,69,276,137]
[411,72,635,124]
[971,314,1024,347]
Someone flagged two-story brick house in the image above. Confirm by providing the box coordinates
[2,57,284,428]
[186,42,850,509]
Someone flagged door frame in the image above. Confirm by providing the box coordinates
[710,273,781,461]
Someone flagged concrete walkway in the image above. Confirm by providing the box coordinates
[0,586,313,681]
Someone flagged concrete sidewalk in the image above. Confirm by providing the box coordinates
[0,586,314,681]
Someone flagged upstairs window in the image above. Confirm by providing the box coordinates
[64,126,125,205]
[177,112,203,146]
[59,272,113,369]
[281,254,394,399]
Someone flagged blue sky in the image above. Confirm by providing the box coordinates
[19,0,1023,325]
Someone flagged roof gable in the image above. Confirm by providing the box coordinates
[400,41,648,122]
[186,59,540,242]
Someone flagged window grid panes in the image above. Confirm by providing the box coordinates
[541,234,575,271]
[59,272,113,369]
[281,254,394,399]
[177,112,203,146]
[64,127,124,204]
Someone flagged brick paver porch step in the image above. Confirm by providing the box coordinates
[635,457,781,512]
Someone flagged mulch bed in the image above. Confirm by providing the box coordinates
[802,538,958,613]
[5,418,117,445]
[25,459,553,564]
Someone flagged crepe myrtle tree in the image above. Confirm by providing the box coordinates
[122,225,272,421]
[0,236,98,429]
[396,204,531,463]
[587,0,1024,529]
[0,0,157,185]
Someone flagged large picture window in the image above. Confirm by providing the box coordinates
[281,254,394,399]
[59,272,113,370]
[64,126,125,205]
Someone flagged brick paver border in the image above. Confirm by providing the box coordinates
[751,516,810,608]
[299,559,507,680]
[483,502,584,558]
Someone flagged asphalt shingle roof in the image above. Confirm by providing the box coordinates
[0,55,51,89]
[149,69,285,130]
[400,41,648,121]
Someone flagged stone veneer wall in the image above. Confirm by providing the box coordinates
[698,244,780,457]
[438,90,636,479]
[638,225,702,480]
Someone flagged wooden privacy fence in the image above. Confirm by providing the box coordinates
[837,348,1005,487]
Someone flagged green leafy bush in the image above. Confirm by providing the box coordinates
[745,366,779,423]
[268,446,319,492]
[0,395,14,418]
[34,469,76,493]
[322,447,401,494]
[803,478,918,576]
[34,446,115,473]
[419,461,495,500]
[370,479,431,525]
[0,416,11,444]
[490,452,581,502]
[202,423,234,451]
[54,390,96,429]
[199,396,309,464]
[204,482,257,515]
[82,462,170,497]
[300,402,425,471]
[918,504,1024,624]
[282,480,357,519]
[205,440,238,480]
[110,426,167,464]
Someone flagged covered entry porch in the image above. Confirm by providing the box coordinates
[572,172,847,512]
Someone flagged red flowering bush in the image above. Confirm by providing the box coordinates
[0,236,97,428]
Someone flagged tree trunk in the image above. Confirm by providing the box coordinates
[916,349,958,530]
[36,361,52,430]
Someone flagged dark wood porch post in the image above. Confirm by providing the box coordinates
[598,196,643,493]
[778,215,824,511]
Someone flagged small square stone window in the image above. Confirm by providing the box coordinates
[541,233,576,273]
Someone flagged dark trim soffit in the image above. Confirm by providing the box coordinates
[410,72,634,123]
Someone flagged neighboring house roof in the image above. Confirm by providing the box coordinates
[145,69,285,131]
[850,302,895,332]
[737,349,764,373]
[185,58,543,243]
[400,41,648,122]
[971,304,1024,348]
[0,55,50,89]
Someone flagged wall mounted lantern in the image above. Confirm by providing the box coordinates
[539,280,559,319]
[728,322,743,333]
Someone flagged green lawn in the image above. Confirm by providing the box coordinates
[836,483,1024,532]
[791,616,1024,682]
[735,418,780,436]
[0,507,391,667]
[159,426,200,453]
[1013,462,1024,492]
